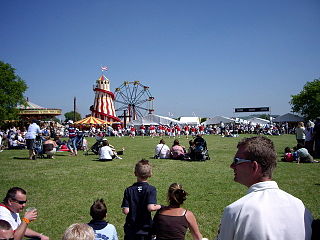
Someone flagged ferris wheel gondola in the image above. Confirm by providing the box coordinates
[114,81,154,121]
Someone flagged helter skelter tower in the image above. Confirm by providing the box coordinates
[91,68,121,123]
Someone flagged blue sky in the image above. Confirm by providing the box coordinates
[1,0,319,120]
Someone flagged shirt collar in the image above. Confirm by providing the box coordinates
[247,181,279,194]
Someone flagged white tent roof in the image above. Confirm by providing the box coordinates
[128,114,181,126]
[273,113,304,123]
[247,117,270,126]
[203,116,235,125]
[179,117,200,125]
[145,114,181,125]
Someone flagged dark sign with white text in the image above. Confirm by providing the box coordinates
[234,107,270,113]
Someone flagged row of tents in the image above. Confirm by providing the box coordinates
[127,113,305,126]
[71,113,304,127]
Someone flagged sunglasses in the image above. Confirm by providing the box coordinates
[232,157,253,165]
[12,198,27,205]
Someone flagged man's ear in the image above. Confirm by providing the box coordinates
[252,161,261,175]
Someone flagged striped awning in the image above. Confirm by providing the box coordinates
[74,116,109,125]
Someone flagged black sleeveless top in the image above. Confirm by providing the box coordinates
[153,210,188,240]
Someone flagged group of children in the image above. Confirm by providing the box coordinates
[282,144,318,163]
[85,159,202,240]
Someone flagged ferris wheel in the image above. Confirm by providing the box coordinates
[114,81,154,121]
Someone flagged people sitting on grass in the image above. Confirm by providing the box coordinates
[152,183,203,240]
[281,147,294,162]
[88,199,118,240]
[154,139,170,159]
[62,223,95,240]
[99,139,114,161]
[170,139,186,160]
[0,187,49,240]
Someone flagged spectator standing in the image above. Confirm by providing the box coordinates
[295,121,306,145]
[216,136,313,240]
[313,117,320,158]
[121,159,162,240]
[25,119,42,160]
[88,199,118,240]
[67,122,78,156]
[304,121,314,156]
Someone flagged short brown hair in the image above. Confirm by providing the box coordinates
[90,199,107,220]
[134,159,152,179]
[237,136,277,178]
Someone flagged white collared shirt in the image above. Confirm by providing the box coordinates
[217,181,313,240]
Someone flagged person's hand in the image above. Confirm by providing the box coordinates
[24,209,37,222]
[40,234,49,240]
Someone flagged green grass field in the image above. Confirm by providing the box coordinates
[0,134,319,239]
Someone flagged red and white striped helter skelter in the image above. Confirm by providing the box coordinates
[91,67,121,122]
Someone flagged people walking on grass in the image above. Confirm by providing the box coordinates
[25,119,42,160]
[88,199,118,240]
[216,136,313,240]
[67,122,78,156]
[0,187,49,240]
[152,183,203,240]
[121,159,162,240]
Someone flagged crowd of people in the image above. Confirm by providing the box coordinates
[1,136,318,240]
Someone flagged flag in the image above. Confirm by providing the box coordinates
[101,66,108,71]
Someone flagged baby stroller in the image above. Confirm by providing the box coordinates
[33,135,45,159]
[191,135,210,161]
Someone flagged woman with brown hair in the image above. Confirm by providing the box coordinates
[153,183,203,240]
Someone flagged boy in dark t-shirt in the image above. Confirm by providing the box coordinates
[121,159,161,240]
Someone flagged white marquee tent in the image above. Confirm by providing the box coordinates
[203,116,235,125]
[179,117,200,125]
[128,114,181,126]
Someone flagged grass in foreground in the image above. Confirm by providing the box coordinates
[0,134,319,239]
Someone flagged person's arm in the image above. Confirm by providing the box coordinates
[122,207,129,215]
[25,228,49,240]
[185,210,203,240]
[13,210,38,240]
[147,204,161,212]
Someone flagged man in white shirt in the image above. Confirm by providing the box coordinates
[154,139,170,159]
[0,187,49,240]
[25,119,42,159]
[216,136,313,240]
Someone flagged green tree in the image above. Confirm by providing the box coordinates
[290,78,320,120]
[64,111,82,122]
[0,61,28,122]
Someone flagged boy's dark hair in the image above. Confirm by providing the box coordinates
[284,147,291,153]
[90,199,107,220]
